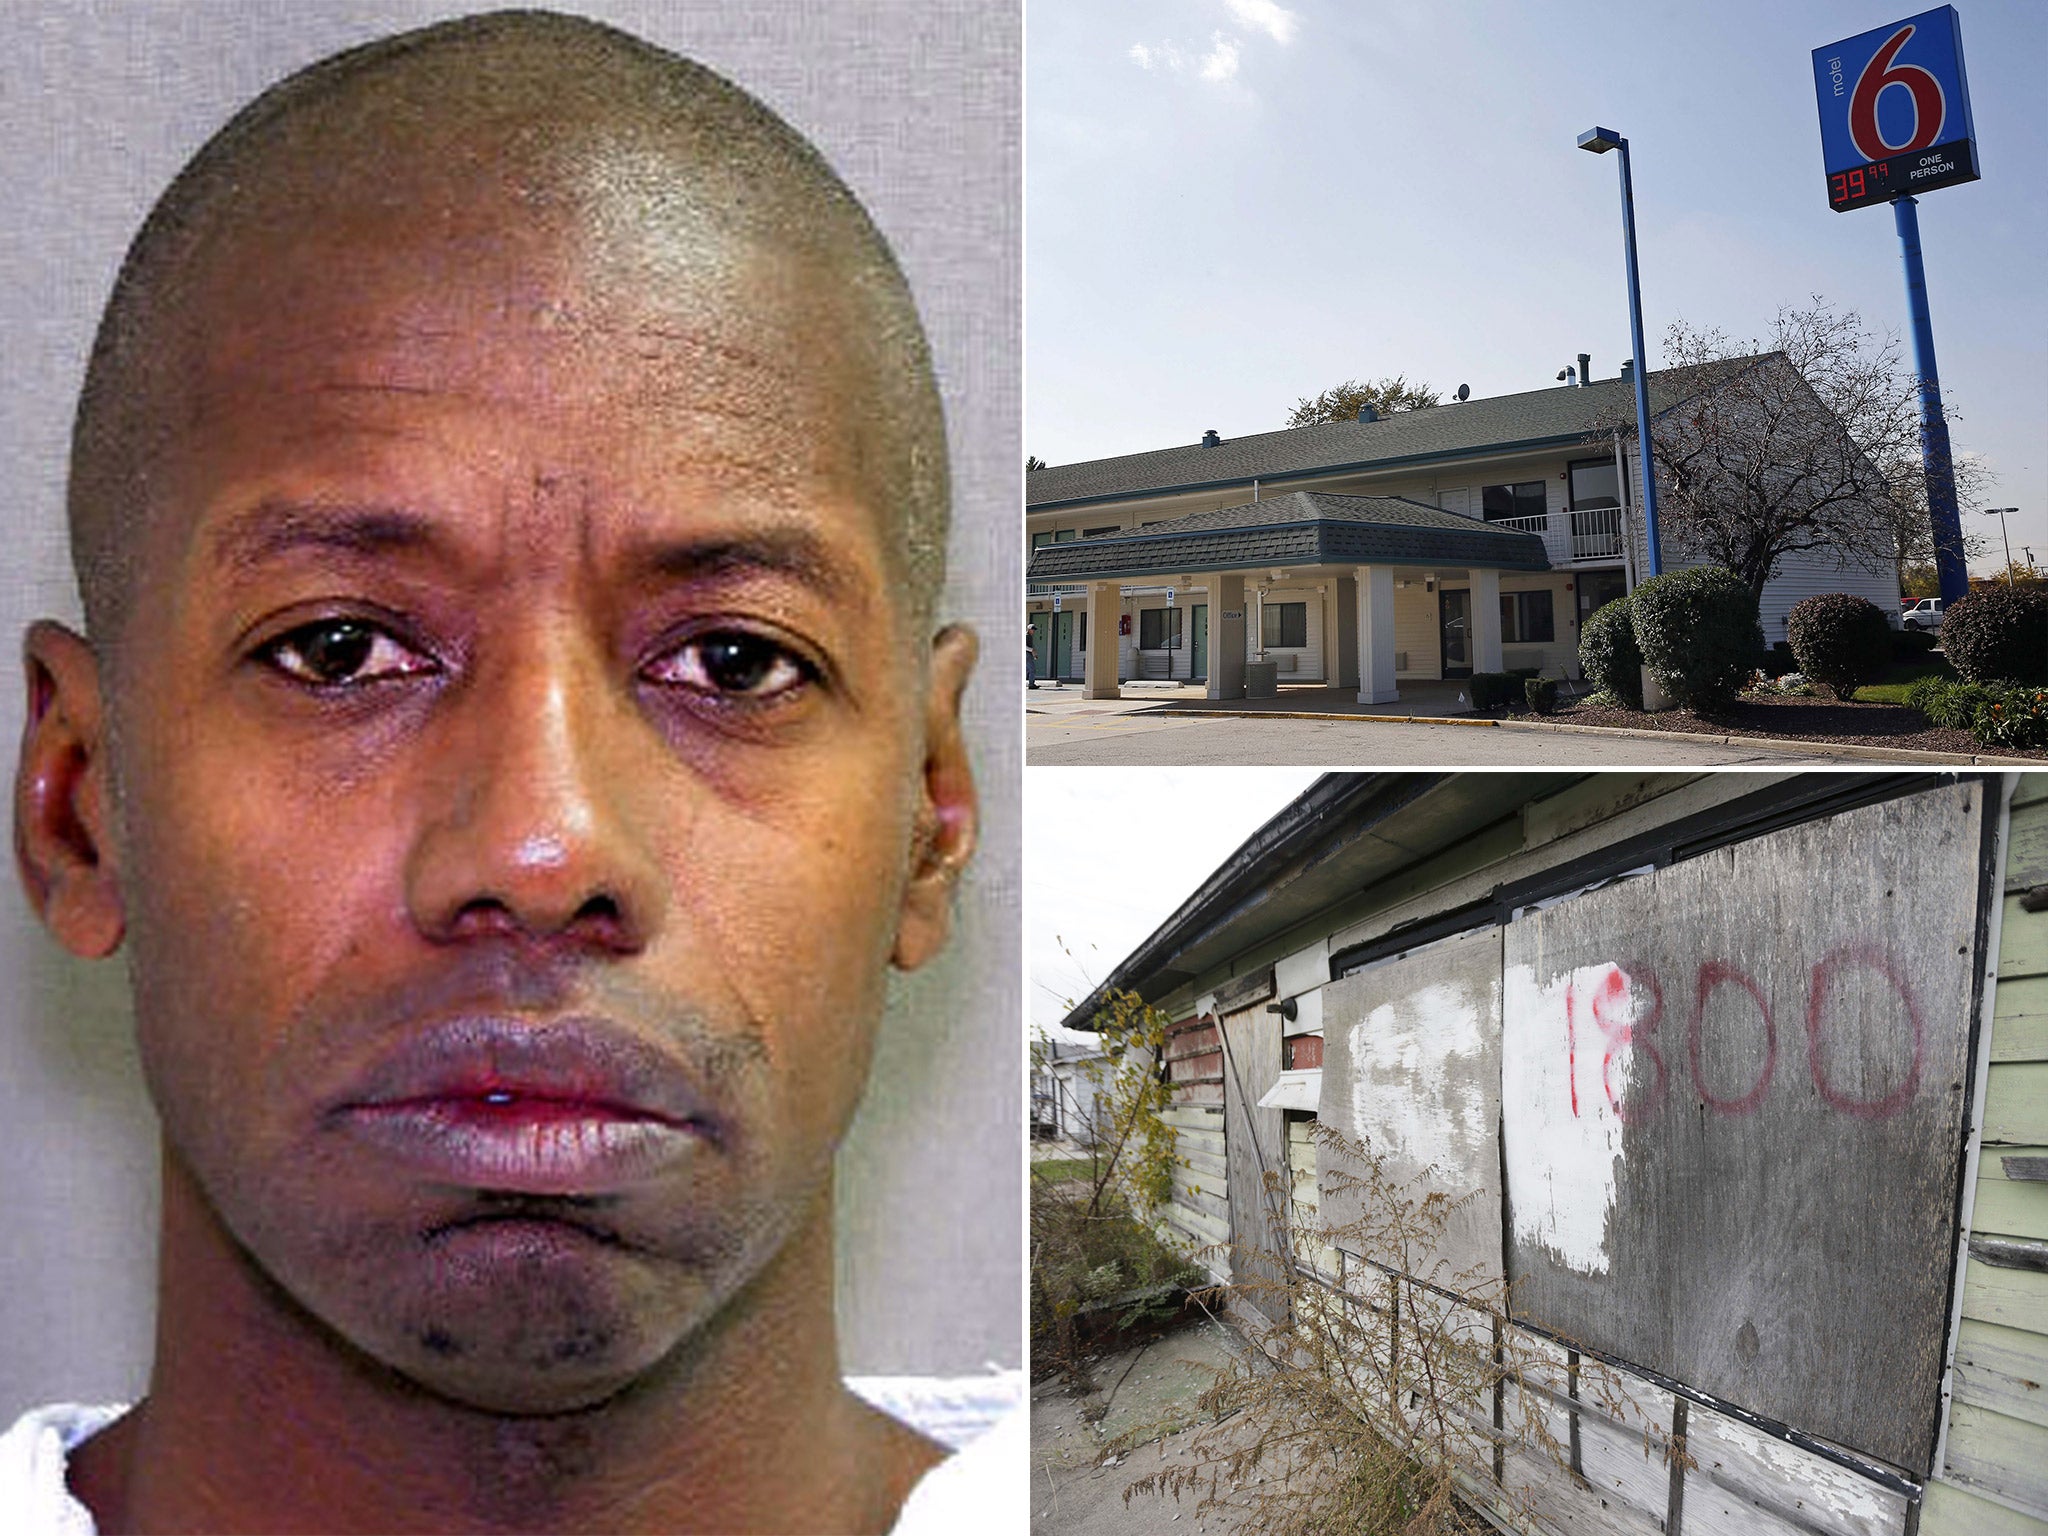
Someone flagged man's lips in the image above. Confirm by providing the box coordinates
[329,1016,720,1196]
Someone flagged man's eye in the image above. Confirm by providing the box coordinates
[643,631,815,699]
[260,619,435,687]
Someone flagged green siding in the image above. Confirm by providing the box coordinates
[1927,780,2048,1533]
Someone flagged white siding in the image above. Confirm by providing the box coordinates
[1393,581,1440,677]
[1751,546,1901,643]
[1244,584,1326,680]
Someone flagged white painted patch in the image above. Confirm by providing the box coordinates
[1501,961,1643,1276]
[1347,979,1495,1180]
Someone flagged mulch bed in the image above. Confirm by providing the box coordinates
[1483,692,2048,760]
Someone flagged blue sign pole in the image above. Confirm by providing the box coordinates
[1892,195,1967,602]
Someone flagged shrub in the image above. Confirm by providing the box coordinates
[1762,640,1800,677]
[1908,676,1993,731]
[1467,672,1520,711]
[1578,597,1642,708]
[1786,593,1895,700]
[1890,627,1938,660]
[1941,584,2048,685]
[1630,566,1764,708]
[1972,685,2048,751]
[1524,676,1560,715]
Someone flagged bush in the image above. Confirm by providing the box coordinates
[1972,685,2048,750]
[1786,593,1895,700]
[1891,627,1938,660]
[1578,597,1642,708]
[1467,672,1520,711]
[1524,676,1560,715]
[1630,566,1764,708]
[1942,584,2048,684]
[1908,676,1993,731]
[1762,641,1800,677]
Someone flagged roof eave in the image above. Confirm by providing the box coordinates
[1026,428,1627,515]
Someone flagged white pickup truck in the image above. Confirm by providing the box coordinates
[1901,596,1946,632]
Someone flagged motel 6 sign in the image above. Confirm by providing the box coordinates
[1812,6,1978,212]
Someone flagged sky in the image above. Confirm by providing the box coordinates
[1027,0,2048,574]
[1031,767,1321,1039]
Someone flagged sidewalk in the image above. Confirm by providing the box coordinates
[1026,678,1479,721]
[1031,1315,1246,1535]
[1024,681,2034,767]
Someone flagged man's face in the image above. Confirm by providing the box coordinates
[64,195,962,1413]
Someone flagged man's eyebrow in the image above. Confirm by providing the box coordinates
[207,501,443,572]
[634,528,866,605]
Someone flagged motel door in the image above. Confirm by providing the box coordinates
[1190,604,1207,680]
[1052,609,1075,679]
[1439,588,1471,677]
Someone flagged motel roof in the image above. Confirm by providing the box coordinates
[1026,356,1765,512]
[1025,490,1550,583]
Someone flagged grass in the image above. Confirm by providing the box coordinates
[1031,1155,1104,1185]
[1851,653,1956,704]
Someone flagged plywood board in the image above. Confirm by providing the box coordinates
[1502,782,1985,1475]
[1220,1003,1287,1323]
[1318,927,1506,1286]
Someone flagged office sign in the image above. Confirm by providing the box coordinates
[1813,7,1977,212]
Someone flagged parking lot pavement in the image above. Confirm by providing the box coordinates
[1026,708,1863,767]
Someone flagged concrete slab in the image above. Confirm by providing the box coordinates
[1032,1316,1247,1533]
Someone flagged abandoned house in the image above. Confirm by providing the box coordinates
[1060,770,2047,1534]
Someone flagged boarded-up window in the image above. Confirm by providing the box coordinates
[1499,782,1985,1474]
[1317,927,1505,1285]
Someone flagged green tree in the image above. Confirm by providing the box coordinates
[1286,375,1440,428]
[1026,454,1046,472]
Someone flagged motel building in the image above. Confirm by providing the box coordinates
[1025,357,1900,703]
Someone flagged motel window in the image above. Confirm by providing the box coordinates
[1262,601,1307,648]
[1083,524,1121,537]
[1030,529,1078,548]
[1481,481,1547,523]
[1568,458,1621,509]
[1499,589,1556,644]
[1139,607,1183,650]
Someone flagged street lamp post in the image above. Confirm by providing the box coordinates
[1984,507,2019,586]
[1578,126,1660,578]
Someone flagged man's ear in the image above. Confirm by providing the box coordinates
[892,623,978,973]
[13,620,124,958]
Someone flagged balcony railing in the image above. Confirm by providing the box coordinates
[1570,506,1623,559]
[1486,512,1550,535]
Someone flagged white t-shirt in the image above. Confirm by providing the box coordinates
[0,1375,1024,1535]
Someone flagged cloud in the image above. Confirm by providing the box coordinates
[1223,0,1298,45]
[1128,40,1187,72]
[1198,32,1241,82]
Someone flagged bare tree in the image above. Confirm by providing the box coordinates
[1287,375,1440,428]
[1617,299,1985,602]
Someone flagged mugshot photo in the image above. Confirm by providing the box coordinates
[0,3,1021,1531]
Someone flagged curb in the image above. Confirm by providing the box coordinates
[1122,705,2037,766]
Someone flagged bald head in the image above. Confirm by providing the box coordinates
[69,9,948,653]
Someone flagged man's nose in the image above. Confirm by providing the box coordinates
[404,632,664,954]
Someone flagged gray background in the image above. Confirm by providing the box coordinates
[0,0,1021,1415]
